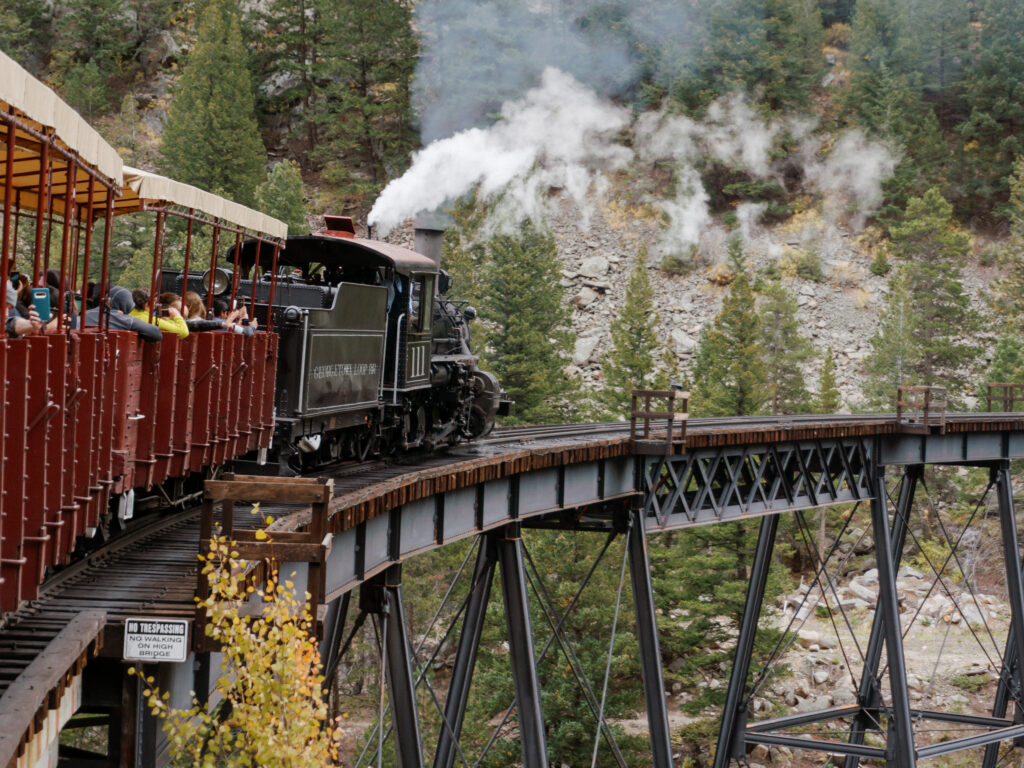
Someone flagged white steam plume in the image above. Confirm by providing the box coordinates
[369,68,631,235]
[804,131,900,227]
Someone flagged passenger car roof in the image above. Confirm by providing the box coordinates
[241,232,437,277]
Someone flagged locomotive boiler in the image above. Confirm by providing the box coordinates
[165,215,507,473]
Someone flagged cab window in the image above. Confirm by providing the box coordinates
[410,276,434,332]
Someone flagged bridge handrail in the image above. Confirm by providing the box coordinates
[986,382,1024,413]
[630,388,689,454]
[0,611,105,768]
[896,385,947,434]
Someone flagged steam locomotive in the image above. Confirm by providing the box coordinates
[164,215,507,474]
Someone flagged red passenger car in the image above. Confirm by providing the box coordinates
[0,51,287,614]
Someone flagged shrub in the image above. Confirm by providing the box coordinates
[870,250,891,276]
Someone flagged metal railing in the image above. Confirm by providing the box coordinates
[630,388,689,454]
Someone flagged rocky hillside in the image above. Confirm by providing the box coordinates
[384,197,1003,411]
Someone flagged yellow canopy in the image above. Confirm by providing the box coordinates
[0,49,123,218]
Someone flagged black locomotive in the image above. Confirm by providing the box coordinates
[164,215,507,473]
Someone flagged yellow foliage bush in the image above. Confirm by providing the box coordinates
[135,529,339,767]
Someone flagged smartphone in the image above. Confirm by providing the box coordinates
[31,287,51,322]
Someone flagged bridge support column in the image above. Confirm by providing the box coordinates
[983,461,1024,768]
[498,524,549,768]
[869,464,917,768]
[628,508,674,768]
[361,564,424,768]
[319,591,350,685]
[713,513,778,768]
[845,465,921,768]
[434,535,497,768]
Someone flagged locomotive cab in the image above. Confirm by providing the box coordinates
[163,216,504,472]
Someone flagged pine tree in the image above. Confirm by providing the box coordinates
[957,0,1024,221]
[158,0,267,206]
[987,334,1024,386]
[676,0,823,113]
[816,347,842,412]
[887,187,979,391]
[255,161,309,235]
[0,0,48,67]
[314,0,418,210]
[247,0,327,157]
[600,246,663,418]
[650,521,786,715]
[691,239,767,417]
[864,271,919,408]
[480,222,577,425]
[991,157,1024,332]
[759,280,813,415]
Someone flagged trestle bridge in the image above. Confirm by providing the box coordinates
[3,396,1024,768]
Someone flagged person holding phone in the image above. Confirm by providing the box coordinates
[128,289,189,339]
[5,283,44,336]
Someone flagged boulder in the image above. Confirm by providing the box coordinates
[670,329,696,355]
[960,604,986,626]
[572,335,602,366]
[579,256,610,277]
[848,580,876,604]
[897,565,924,580]
[857,568,879,585]
[573,287,599,309]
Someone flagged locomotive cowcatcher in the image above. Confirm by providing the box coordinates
[164,215,507,473]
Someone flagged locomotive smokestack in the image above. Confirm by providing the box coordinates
[414,210,452,267]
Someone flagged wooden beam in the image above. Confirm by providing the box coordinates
[0,611,105,768]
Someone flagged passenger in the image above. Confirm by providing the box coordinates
[82,286,162,341]
[129,289,189,339]
[212,298,258,337]
[5,282,42,337]
[182,291,230,332]
[15,273,31,312]
[46,268,79,320]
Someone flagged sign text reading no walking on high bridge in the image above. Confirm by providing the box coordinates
[123,618,190,662]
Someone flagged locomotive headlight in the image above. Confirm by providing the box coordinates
[201,267,232,295]
[283,305,302,323]
[464,305,477,320]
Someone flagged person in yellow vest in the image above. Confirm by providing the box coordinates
[129,288,189,339]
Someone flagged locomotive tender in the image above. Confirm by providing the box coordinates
[165,215,507,472]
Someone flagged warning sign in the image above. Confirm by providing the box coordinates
[123,618,190,663]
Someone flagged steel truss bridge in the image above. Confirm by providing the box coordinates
[3,410,1024,768]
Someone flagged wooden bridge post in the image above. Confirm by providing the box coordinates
[433,535,497,768]
[628,508,674,768]
[845,465,921,768]
[712,514,779,768]
[497,523,549,768]
[869,463,917,768]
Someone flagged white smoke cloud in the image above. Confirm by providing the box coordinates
[804,131,900,227]
[369,68,632,235]
[371,69,897,251]
[658,167,711,254]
